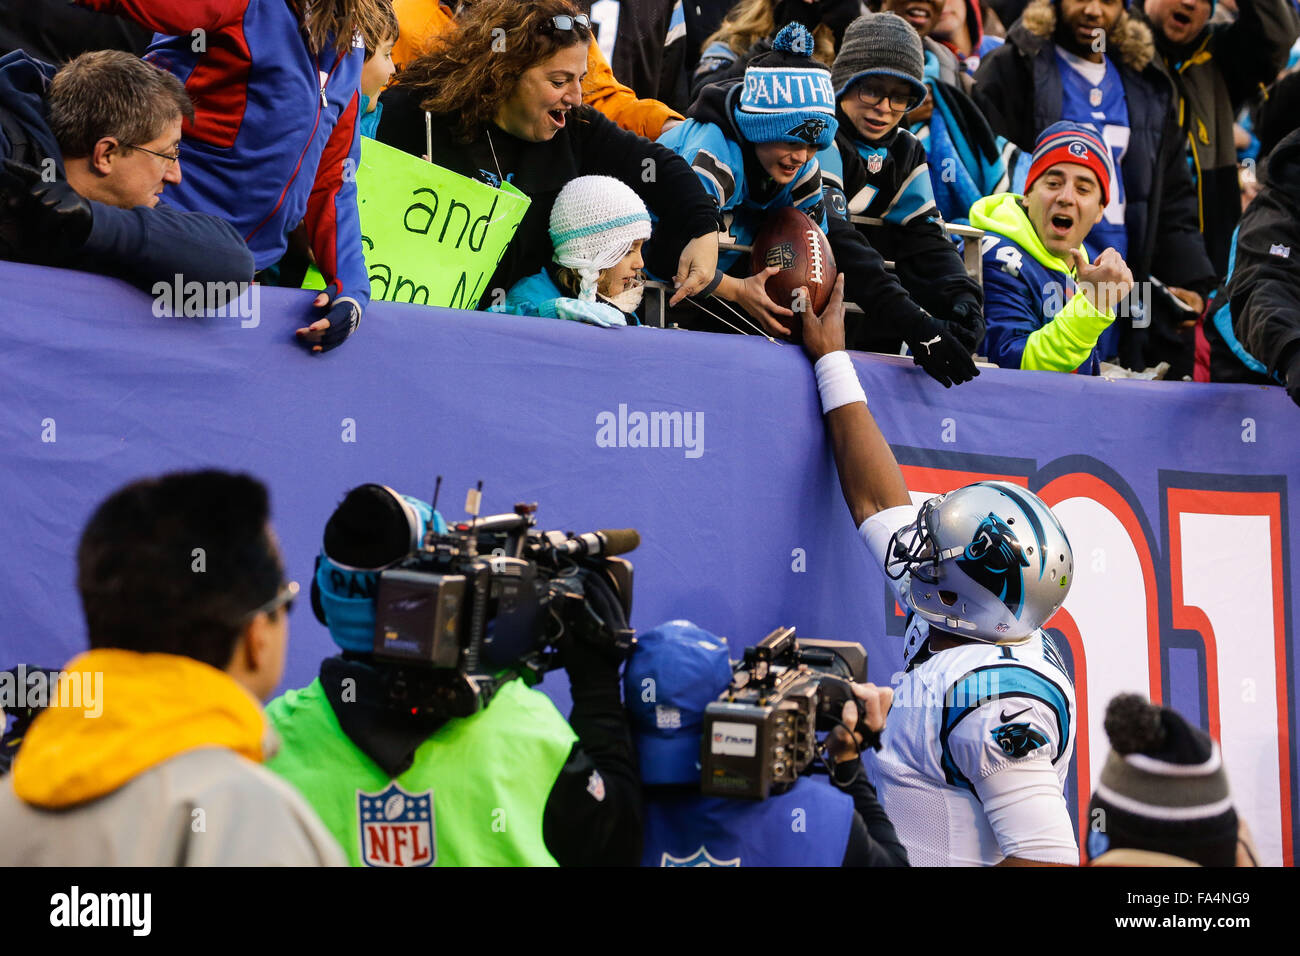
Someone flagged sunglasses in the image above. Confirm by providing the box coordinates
[541,13,591,33]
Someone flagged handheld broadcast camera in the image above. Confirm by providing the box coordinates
[371,482,637,723]
[700,626,868,800]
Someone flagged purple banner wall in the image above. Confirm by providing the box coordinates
[1,261,1295,863]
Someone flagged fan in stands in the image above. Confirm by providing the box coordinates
[751,207,838,342]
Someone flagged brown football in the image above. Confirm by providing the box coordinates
[750,206,838,340]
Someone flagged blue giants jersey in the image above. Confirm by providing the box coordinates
[642,775,855,866]
[1056,49,1130,260]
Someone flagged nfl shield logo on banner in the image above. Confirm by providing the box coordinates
[661,845,741,867]
[358,784,435,867]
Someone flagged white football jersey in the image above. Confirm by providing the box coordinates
[860,506,1079,866]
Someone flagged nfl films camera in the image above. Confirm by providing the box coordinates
[701,626,869,800]
[371,483,637,723]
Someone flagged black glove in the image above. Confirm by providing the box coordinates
[905,313,980,388]
[946,296,986,355]
[299,296,362,353]
[0,159,93,263]
[554,567,632,694]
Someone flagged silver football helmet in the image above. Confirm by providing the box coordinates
[885,481,1073,642]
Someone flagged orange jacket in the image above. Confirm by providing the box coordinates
[390,0,680,140]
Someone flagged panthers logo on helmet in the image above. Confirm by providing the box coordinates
[786,118,829,144]
[955,513,1030,617]
[991,721,1047,758]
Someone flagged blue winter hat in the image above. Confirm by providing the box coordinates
[314,486,447,653]
[733,23,838,150]
[624,620,734,785]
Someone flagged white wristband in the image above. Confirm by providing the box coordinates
[814,350,867,414]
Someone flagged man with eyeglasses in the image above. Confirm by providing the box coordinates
[0,470,344,865]
[819,12,986,360]
[0,49,254,291]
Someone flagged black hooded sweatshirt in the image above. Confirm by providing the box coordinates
[1207,127,1300,395]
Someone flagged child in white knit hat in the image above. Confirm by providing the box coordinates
[493,174,652,327]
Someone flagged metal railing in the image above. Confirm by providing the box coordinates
[640,216,984,330]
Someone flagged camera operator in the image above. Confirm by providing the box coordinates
[629,621,908,867]
[264,484,643,867]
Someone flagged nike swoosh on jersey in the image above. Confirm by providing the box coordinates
[999,705,1031,722]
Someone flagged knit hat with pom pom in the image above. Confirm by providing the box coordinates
[549,175,652,302]
[1085,694,1238,866]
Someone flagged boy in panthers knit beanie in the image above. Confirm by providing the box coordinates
[733,23,839,151]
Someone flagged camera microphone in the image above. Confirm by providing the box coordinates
[555,528,640,558]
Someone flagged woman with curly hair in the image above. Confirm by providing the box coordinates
[387,0,683,140]
[80,0,391,353]
[377,0,720,312]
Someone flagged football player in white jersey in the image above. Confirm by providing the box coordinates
[801,275,1079,866]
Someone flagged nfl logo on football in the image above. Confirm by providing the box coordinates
[358,784,435,867]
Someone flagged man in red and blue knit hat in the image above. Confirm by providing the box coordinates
[973,0,1218,374]
[971,120,1137,374]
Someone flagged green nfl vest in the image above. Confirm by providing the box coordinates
[266,677,577,867]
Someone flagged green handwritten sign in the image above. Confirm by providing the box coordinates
[305,137,531,308]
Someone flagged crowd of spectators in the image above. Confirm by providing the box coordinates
[1,0,1297,395]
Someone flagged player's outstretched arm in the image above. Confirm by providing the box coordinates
[996,856,1073,866]
[801,277,911,528]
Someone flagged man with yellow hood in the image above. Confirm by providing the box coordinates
[0,471,343,866]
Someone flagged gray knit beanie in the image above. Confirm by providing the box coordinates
[830,13,928,106]
[1086,694,1238,867]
